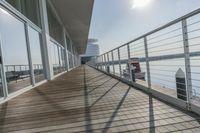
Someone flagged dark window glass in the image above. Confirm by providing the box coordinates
[47,3,63,45]
[6,0,41,27]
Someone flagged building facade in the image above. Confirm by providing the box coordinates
[80,39,100,64]
[0,0,94,103]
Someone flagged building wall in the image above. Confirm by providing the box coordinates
[80,43,99,64]
[0,0,81,102]
[85,43,100,57]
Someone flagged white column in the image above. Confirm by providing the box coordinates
[62,28,69,71]
[39,0,54,80]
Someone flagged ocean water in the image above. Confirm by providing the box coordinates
[105,58,200,98]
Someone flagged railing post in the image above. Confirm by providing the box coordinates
[127,43,132,81]
[104,54,106,71]
[144,37,151,89]
[118,48,122,78]
[0,34,8,97]
[107,52,110,73]
[25,23,35,85]
[182,19,192,109]
[111,51,115,74]
[101,55,103,70]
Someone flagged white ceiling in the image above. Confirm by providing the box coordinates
[50,0,94,54]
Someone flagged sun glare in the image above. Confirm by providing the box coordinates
[132,0,152,9]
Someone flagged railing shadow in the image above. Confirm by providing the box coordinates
[88,78,113,94]
[149,95,155,133]
[83,66,93,133]
[101,87,131,133]
[90,81,120,108]
[0,102,8,133]
[86,74,105,82]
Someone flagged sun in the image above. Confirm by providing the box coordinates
[132,0,152,9]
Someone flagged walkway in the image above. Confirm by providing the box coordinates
[0,65,200,133]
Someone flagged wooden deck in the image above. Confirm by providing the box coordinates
[0,65,200,133]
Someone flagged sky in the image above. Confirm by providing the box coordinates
[88,0,200,54]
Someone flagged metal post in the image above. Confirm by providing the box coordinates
[39,0,54,80]
[107,53,110,73]
[182,19,192,108]
[118,48,122,78]
[0,34,8,97]
[111,51,115,74]
[101,55,103,70]
[104,54,106,71]
[127,44,132,81]
[144,37,151,88]
[25,23,35,86]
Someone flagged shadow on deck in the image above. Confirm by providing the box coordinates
[0,65,199,133]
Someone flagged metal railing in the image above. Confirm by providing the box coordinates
[88,8,200,114]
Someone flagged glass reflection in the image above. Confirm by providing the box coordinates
[51,42,59,75]
[51,42,66,75]
[28,27,45,83]
[6,0,41,27]
[0,7,31,94]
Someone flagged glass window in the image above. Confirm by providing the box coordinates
[68,53,73,69]
[6,0,41,27]
[61,49,66,71]
[28,26,45,83]
[51,42,60,75]
[58,47,65,72]
[66,37,72,52]
[47,3,63,45]
[0,7,31,94]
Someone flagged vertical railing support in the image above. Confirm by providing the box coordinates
[118,48,122,78]
[104,54,106,71]
[0,34,8,97]
[127,43,132,81]
[100,55,103,70]
[25,23,35,86]
[182,19,192,109]
[111,51,115,74]
[144,37,151,89]
[107,52,110,73]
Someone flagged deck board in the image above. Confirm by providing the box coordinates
[0,65,200,133]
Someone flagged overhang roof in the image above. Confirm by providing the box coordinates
[50,0,94,54]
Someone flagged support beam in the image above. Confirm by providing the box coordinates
[39,0,54,80]
[182,19,192,108]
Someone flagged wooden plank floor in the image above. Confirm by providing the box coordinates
[0,65,200,133]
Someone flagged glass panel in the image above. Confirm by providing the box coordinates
[47,3,63,45]
[68,53,73,69]
[6,0,41,27]
[66,37,72,52]
[59,47,65,72]
[0,8,31,94]
[58,46,62,72]
[62,49,66,70]
[28,27,45,83]
[51,42,60,75]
